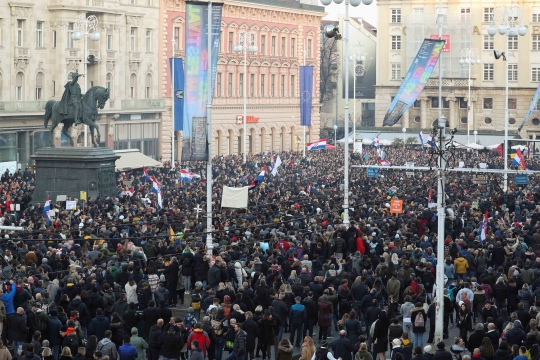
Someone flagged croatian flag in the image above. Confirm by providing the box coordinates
[180,169,201,183]
[43,196,51,225]
[118,189,135,197]
[379,159,391,166]
[307,138,327,151]
[151,176,162,210]
[247,181,257,190]
[239,174,249,183]
[427,133,436,147]
[270,154,275,170]
[255,166,266,183]
[142,167,151,181]
[512,149,527,170]
[372,136,381,157]
[419,131,425,151]
[480,209,488,242]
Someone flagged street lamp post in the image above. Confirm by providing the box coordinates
[333,124,338,144]
[321,0,373,226]
[234,32,257,163]
[459,48,480,145]
[72,15,100,148]
[349,49,365,143]
[488,6,527,192]
[402,127,406,146]
[474,130,478,144]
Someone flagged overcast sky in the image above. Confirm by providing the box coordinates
[321,0,378,27]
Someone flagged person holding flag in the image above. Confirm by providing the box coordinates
[480,209,488,242]
[512,148,527,170]
[43,196,51,225]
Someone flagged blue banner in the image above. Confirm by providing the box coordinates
[383,39,445,127]
[169,58,184,131]
[300,66,313,126]
[519,83,540,132]
[182,2,223,161]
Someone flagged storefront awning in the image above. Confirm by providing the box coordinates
[115,149,162,171]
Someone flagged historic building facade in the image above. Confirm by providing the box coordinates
[160,0,325,160]
[376,0,540,140]
[0,0,162,171]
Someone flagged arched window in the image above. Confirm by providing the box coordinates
[36,72,44,100]
[130,74,137,99]
[15,72,24,100]
[106,73,112,97]
[145,73,152,99]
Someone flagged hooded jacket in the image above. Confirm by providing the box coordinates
[187,328,211,355]
[2,283,16,315]
[276,342,294,360]
[232,330,247,355]
[454,257,468,275]
[96,338,118,360]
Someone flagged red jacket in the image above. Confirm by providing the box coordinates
[356,237,366,254]
[187,329,211,355]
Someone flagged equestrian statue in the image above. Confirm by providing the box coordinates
[44,70,110,147]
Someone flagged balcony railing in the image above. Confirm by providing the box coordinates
[0,101,47,112]
[121,99,164,110]
[129,52,142,62]
[88,49,100,60]
[426,78,474,87]
[15,47,30,58]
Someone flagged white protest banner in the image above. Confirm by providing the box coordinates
[66,201,77,210]
[221,186,249,209]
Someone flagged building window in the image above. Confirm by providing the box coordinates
[17,20,24,47]
[145,74,152,98]
[106,34,113,50]
[484,7,494,22]
[145,29,152,52]
[391,9,401,23]
[36,21,43,48]
[271,74,275,97]
[430,97,450,109]
[260,74,265,97]
[483,98,493,110]
[130,28,137,51]
[307,39,312,58]
[391,35,401,50]
[260,35,266,55]
[228,73,232,97]
[52,30,56,48]
[484,117,492,124]
[508,98,517,110]
[15,72,23,100]
[483,63,494,81]
[250,74,255,97]
[239,73,243,97]
[533,35,540,51]
[413,100,421,108]
[460,8,471,22]
[281,36,286,56]
[291,38,295,57]
[291,75,295,97]
[106,73,112,96]
[228,31,233,53]
[534,13,540,22]
[280,74,285,97]
[413,8,424,21]
[461,35,471,50]
[174,27,180,50]
[508,35,518,50]
[391,63,401,80]
[533,67,540,82]
[459,97,468,109]
[483,35,494,50]
[271,36,276,56]
[216,73,221,97]
[35,72,43,100]
[67,22,74,48]
[460,64,469,78]
[508,64,518,81]
[414,116,421,123]
[129,74,136,98]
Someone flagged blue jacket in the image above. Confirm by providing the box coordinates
[289,303,306,323]
[3,284,16,315]
[118,343,138,360]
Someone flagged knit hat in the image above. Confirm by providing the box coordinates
[514,320,521,327]
[224,295,231,303]
[424,345,433,354]
[393,339,401,346]
[188,307,194,314]
[131,327,138,334]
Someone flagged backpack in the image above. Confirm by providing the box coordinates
[525,348,533,360]
[447,286,455,302]
[414,312,425,327]
[211,318,225,336]
[183,314,196,332]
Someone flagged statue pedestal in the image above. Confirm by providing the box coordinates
[32,147,119,204]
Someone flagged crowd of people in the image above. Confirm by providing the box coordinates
[0,146,537,360]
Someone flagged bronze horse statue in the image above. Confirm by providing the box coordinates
[44,86,110,147]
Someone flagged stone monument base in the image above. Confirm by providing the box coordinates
[32,147,119,204]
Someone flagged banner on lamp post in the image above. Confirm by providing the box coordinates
[300,66,313,126]
[169,58,185,131]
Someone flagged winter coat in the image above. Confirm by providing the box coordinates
[189,348,204,360]
[7,313,28,342]
[118,343,138,360]
[254,286,272,309]
[234,262,247,286]
[433,350,453,360]
[113,300,130,320]
[504,326,526,346]
[130,335,148,360]
[207,265,221,288]
[387,278,401,301]
[89,314,110,340]
[125,284,138,304]
[96,338,119,360]
[160,327,183,358]
[318,300,333,327]
[194,253,209,281]
[276,343,294,360]
[180,253,194,277]
[258,319,277,346]
[518,289,532,310]
[242,318,258,351]
[148,325,163,348]
[233,330,247,355]
[454,258,468,274]
[473,291,487,313]
[187,329,211,355]
[410,307,427,333]
[164,260,180,285]
[47,316,63,346]
[142,307,160,338]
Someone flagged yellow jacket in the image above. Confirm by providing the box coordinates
[454,257,469,274]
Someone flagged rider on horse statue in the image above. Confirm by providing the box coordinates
[59,70,84,125]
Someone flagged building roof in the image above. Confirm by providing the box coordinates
[237,0,325,13]
[351,17,377,36]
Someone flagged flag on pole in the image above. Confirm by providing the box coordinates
[239,174,249,183]
[379,159,391,166]
[512,148,527,169]
[255,166,266,183]
[271,156,282,177]
[143,167,151,181]
[480,209,488,242]
[372,136,381,157]
[300,66,314,126]
[180,169,201,182]
[270,154,275,170]
[307,138,327,151]
[419,131,425,151]
[151,176,162,210]
[43,196,51,225]
[427,133,436,147]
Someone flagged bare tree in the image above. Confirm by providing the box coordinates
[320,35,340,104]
